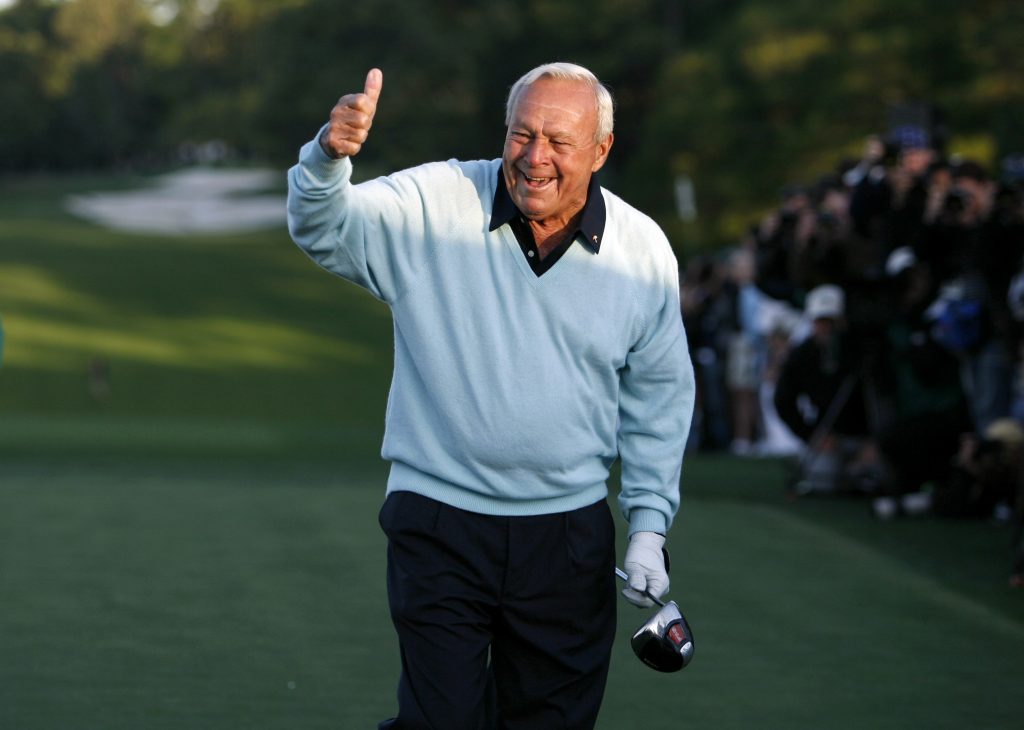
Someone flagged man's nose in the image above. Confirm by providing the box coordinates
[523,138,550,167]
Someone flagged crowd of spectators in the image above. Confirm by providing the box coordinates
[680,121,1024,585]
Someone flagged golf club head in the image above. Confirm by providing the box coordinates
[630,600,694,672]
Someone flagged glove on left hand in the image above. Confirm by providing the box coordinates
[622,531,669,608]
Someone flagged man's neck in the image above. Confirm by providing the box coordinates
[528,211,583,258]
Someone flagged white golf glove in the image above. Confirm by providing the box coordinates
[622,531,669,608]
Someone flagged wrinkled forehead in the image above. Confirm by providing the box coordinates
[508,78,598,135]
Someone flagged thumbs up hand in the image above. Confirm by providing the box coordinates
[319,68,383,159]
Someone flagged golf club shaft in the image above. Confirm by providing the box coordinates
[615,566,665,607]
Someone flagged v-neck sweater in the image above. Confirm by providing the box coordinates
[287,136,695,535]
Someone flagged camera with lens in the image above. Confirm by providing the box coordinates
[943,187,969,215]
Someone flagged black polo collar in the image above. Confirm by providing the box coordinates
[488,166,607,254]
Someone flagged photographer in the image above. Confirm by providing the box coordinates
[849,126,935,259]
[870,249,972,518]
[774,285,882,493]
[921,161,1013,434]
[933,419,1022,520]
[754,185,813,303]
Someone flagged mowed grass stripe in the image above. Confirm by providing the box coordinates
[750,503,1024,641]
[0,414,385,460]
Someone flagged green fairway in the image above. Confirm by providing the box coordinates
[2,174,1023,728]
[3,458,1023,729]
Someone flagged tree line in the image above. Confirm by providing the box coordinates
[2,0,1021,249]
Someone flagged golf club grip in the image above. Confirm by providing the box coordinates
[614,566,665,608]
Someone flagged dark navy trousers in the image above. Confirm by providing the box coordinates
[377,490,617,730]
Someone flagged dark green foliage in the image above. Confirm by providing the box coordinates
[3,0,1022,248]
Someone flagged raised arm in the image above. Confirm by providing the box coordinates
[286,68,420,303]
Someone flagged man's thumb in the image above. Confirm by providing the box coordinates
[364,68,383,102]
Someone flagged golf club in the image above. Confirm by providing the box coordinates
[616,566,695,672]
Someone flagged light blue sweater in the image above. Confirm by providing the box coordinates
[287,137,694,535]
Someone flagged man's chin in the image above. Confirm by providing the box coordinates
[512,189,556,213]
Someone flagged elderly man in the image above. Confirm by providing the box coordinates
[287,62,694,729]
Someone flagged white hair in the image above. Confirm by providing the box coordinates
[504,62,614,142]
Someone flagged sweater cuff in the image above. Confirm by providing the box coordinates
[628,507,669,537]
[298,124,352,184]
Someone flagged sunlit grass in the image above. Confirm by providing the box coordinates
[5,310,377,371]
[0,172,393,428]
[0,264,100,310]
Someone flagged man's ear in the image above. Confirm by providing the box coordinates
[592,133,614,172]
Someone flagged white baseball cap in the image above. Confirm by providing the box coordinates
[805,284,845,320]
[885,246,916,277]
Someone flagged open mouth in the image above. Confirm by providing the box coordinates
[520,172,554,190]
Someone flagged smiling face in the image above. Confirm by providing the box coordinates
[502,77,613,229]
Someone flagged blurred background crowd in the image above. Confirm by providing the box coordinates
[680,110,1024,580]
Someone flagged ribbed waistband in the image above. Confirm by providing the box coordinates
[386,461,608,517]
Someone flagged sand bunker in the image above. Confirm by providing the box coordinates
[66,167,288,235]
